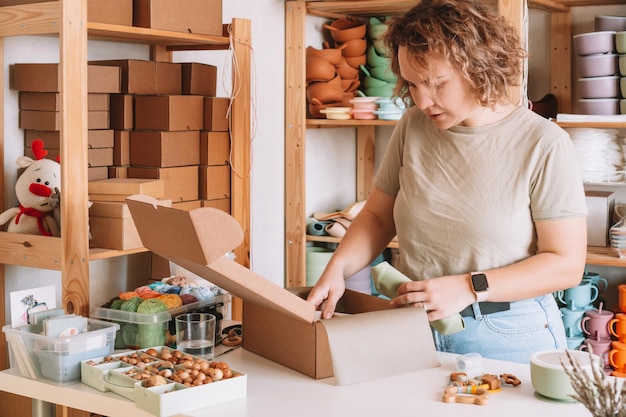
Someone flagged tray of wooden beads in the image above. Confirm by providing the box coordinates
[81,346,247,416]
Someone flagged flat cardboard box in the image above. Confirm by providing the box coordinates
[133,0,222,36]
[88,167,109,182]
[200,131,230,166]
[202,198,230,214]
[181,63,217,96]
[89,59,155,95]
[23,148,112,166]
[88,0,132,26]
[130,131,200,167]
[156,61,182,95]
[126,196,440,384]
[134,95,204,131]
[11,63,120,93]
[114,130,130,166]
[172,200,202,211]
[108,166,129,179]
[87,148,114,167]
[20,110,109,130]
[25,129,114,149]
[199,165,230,200]
[89,216,141,250]
[128,165,199,202]
[88,178,165,198]
[110,95,134,130]
[19,92,109,111]
[586,190,615,247]
[203,97,230,131]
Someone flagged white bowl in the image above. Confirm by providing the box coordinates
[596,15,626,32]
[578,76,620,98]
[573,31,616,56]
[530,349,601,401]
[578,98,620,115]
[578,53,618,77]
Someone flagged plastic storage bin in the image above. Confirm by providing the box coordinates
[91,294,230,349]
[2,318,119,385]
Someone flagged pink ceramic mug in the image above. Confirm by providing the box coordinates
[578,337,612,367]
[581,309,614,340]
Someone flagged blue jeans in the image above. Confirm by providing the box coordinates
[432,295,566,364]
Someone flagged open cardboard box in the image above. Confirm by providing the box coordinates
[126,195,440,385]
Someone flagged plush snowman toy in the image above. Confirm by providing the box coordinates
[0,139,61,237]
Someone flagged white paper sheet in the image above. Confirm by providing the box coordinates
[321,307,440,386]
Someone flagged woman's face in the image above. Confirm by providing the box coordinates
[398,46,484,129]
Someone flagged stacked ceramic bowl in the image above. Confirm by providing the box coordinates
[306,18,367,119]
[360,17,396,98]
[574,28,620,115]
[566,127,624,184]
[374,97,406,121]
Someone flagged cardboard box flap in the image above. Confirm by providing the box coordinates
[126,195,317,323]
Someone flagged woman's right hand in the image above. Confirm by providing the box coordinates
[306,266,346,319]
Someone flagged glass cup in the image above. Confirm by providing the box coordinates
[175,313,216,360]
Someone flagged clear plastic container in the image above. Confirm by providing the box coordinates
[91,294,230,349]
[2,318,119,385]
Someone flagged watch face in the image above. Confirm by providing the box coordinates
[472,273,489,292]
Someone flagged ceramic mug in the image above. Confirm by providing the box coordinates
[578,337,612,367]
[581,309,614,340]
[557,282,598,310]
[609,312,626,342]
[560,307,586,337]
[619,284,626,313]
[582,272,608,295]
[565,335,585,350]
[608,340,626,372]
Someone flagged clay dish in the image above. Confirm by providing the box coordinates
[307,81,345,105]
[339,38,368,58]
[323,18,366,44]
[345,54,367,69]
[335,57,359,80]
[308,99,343,119]
[341,78,360,93]
[306,57,336,82]
[306,45,345,66]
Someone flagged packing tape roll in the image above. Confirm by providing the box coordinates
[371,261,465,335]
[306,220,331,236]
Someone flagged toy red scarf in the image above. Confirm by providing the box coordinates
[15,204,52,236]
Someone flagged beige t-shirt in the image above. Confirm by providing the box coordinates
[375,106,587,280]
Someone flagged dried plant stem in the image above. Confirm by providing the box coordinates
[562,350,625,417]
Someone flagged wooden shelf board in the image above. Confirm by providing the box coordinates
[0,2,230,49]
[0,232,62,270]
[557,121,626,129]
[306,234,399,249]
[88,247,149,261]
[585,246,626,268]
[307,119,397,128]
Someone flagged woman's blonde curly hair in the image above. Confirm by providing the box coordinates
[383,0,527,108]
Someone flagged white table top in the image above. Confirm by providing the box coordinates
[0,347,593,417]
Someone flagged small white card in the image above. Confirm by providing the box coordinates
[9,285,57,328]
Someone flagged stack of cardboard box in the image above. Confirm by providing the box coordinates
[11,63,121,182]
[10,58,232,251]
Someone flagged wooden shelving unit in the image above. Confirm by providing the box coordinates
[285,0,626,288]
[0,0,251,377]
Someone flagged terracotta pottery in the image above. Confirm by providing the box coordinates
[341,78,360,93]
[335,56,359,79]
[306,56,336,82]
[305,44,345,66]
[308,98,344,118]
[323,18,366,44]
[339,38,368,58]
[307,81,345,105]
[345,54,367,69]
